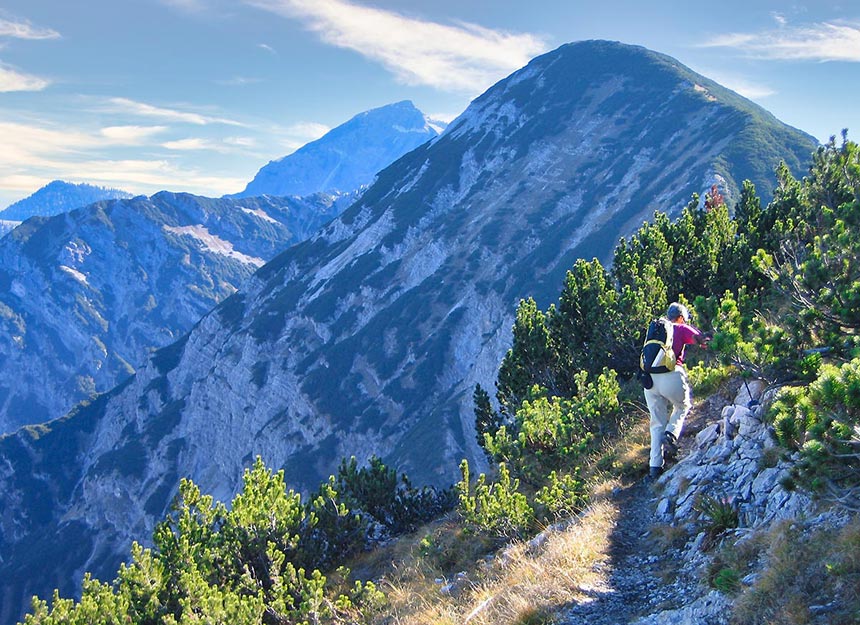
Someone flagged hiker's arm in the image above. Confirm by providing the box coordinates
[695,331,713,347]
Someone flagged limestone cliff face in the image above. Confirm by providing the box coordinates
[0,40,818,625]
[0,191,353,433]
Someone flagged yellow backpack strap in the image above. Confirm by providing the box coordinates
[643,339,668,348]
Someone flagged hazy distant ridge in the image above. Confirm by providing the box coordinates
[0,181,134,221]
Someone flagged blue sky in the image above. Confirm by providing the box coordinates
[0,0,858,208]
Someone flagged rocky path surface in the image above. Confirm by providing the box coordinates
[557,392,732,625]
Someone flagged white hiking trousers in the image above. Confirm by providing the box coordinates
[644,366,692,468]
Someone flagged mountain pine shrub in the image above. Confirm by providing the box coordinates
[333,455,455,536]
[754,134,860,359]
[484,370,620,485]
[457,460,534,540]
[702,289,810,385]
[768,357,860,489]
[24,457,393,625]
[533,469,588,520]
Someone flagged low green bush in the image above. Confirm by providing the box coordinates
[457,460,534,540]
[767,357,860,488]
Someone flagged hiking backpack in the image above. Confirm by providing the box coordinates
[639,317,676,374]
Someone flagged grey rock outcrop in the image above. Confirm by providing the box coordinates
[633,381,850,625]
[655,381,814,528]
[630,591,730,625]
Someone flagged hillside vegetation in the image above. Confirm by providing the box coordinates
[20,135,860,625]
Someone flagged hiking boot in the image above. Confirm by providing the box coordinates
[649,466,663,479]
[662,431,679,462]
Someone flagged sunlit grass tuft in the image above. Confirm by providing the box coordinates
[364,501,618,625]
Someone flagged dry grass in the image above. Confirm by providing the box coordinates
[368,500,619,625]
[591,405,651,483]
[348,394,658,625]
[726,515,860,624]
[649,522,691,551]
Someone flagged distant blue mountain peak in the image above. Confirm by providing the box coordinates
[232,101,447,198]
[0,180,133,221]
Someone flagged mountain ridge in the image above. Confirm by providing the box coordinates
[0,190,357,435]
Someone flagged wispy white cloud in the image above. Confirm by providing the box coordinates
[771,12,788,27]
[284,121,330,140]
[258,43,276,54]
[101,125,168,142]
[224,136,257,148]
[244,0,548,92]
[0,17,60,40]
[0,121,171,180]
[0,119,246,199]
[0,121,96,163]
[727,82,777,100]
[164,135,266,153]
[427,111,460,124]
[163,137,216,150]
[0,62,49,91]
[0,122,247,202]
[105,97,246,126]
[702,21,860,62]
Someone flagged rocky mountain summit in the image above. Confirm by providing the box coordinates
[0,40,819,624]
[232,100,444,198]
[0,191,354,434]
[0,180,133,222]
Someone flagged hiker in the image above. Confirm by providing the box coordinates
[644,302,710,478]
